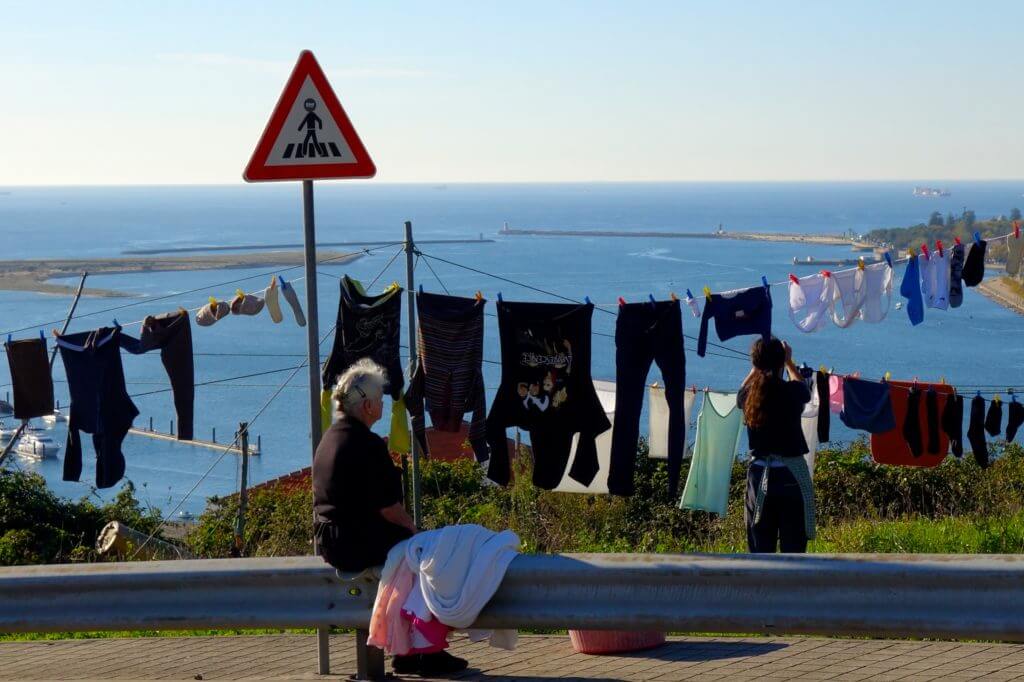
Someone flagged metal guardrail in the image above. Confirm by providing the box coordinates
[4,553,1024,676]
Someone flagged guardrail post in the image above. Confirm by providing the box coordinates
[355,629,386,680]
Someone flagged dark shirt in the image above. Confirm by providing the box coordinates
[312,417,406,570]
[737,377,811,459]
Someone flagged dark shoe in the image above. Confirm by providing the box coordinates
[417,650,468,677]
[393,654,420,675]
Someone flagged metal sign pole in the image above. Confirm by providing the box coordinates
[300,180,330,675]
[403,221,422,528]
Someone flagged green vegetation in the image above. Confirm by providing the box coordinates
[866,209,1019,259]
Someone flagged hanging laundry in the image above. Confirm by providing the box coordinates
[5,337,54,420]
[57,327,139,489]
[683,290,701,318]
[485,301,611,489]
[962,239,987,287]
[828,374,844,414]
[608,300,686,497]
[121,311,194,441]
[787,272,836,333]
[815,370,830,442]
[985,398,1003,437]
[648,384,696,460]
[265,276,284,323]
[679,391,741,517]
[195,299,229,327]
[948,242,966,308]
[925,389,940,455]
[404,291,489,463]
[902,387,924,457]
[967,395,989,468]
[555,380,615,494]
[859,260,895,323]
[830,267,867,328]
[696,285,771,358]
[801,374,823,476]
[919,250,950,310]
[1006,398,1024,442]
[941,392,964,458]
[279,277,307,326]
[840,377,896,434]
[899,254,924,326]
[871,381,951,468]
[1007,233,1024,276]
[229,289,265,316]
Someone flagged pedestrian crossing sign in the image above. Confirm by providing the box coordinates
[244,51,376,182]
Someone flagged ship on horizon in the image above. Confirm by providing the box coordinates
[912,186,951,197]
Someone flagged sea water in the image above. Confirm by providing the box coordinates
[0,182,1021,514]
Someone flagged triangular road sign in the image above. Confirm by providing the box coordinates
[244,51,376,182]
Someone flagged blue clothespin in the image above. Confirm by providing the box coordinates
[112,319,120,329]
[584,296,592,305]
[686,288,694,300]
[39,330,45,342]
[648,294,656,305]
[761,275,769,288]
[497,291,502,303]
[974,231,982,245]
[6,334,10,345]
[884,251,893,268]
[418,284,423,295]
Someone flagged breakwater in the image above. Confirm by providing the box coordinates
[500,227,853,246]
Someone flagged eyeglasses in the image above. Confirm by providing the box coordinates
[350,384,367,399]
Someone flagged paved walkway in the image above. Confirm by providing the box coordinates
[4,634,1024,681]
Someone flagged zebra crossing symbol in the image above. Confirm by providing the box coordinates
[244,51,376,182]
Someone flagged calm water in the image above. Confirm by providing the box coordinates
[0,182,1021,514]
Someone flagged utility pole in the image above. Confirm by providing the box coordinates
[403,221,423,528]
[234,422,250,556]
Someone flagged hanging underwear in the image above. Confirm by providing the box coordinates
[829,267,868,329]
[859,260,894,323]
[839,377,896,434]
[787,272,836,333]
[871,381,952,468]
[920,251,950,311]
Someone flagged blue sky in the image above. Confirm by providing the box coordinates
[2,1,1023,185]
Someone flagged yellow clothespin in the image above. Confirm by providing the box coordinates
[884,371,891,381]
[857,257,865,271]
[670,291,679,302]
[940,376,946,385]
[177,307,188,317]
[995,394,1002,403]
[474,291,483,301]
[703,286,712,301]
[208,296,218,307]
[819,365,827,373]
[235,288,245,298]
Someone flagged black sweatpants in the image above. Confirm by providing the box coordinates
[316,520,412,573]
[745,464,807,553]
[608,301,686,497]
[124,311,194,440]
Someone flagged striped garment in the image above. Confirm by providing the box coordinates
[405,291,489,462]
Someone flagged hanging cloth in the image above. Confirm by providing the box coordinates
[696,285,772,358]
[787,272,836,333]
[679,391,741,517]
[840,377,896,434]
[648,384,696,460]
[899,254,924,326]
[555,380,616,494]
[858,260,894,323]
[870,381,952,468]
[5,337,54,420]
[920,251,950,311]
[829,267,868,328]
[948,243,966,308]
[962,240,987,287]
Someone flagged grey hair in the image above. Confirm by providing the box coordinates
[332,358,388,416]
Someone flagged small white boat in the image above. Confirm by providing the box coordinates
[16,432,60,459]
[895,301,903,311]
[42,409,68,425]
[177,511,195,522]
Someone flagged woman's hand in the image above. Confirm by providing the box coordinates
[782,341,793,363]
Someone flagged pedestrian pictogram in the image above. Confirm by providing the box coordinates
[243,50,376,182]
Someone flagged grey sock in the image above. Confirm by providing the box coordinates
[280,278,306,327]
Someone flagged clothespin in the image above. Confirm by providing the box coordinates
[973,231,982,245]
[497,292,502,303]
[908,247,917,259]
[1009,388,1017,402]
[789,274,800,285]
[936,240,944,257]
[177,307,187,317]
[884,251,893,268]
[761,275,769,288]
[1015,221,1021,239]
[5,334,10,345]
[648,294,656,305]
[954,236,962,246]
[857,257,866,271]
[883,371,891,382]
[818,365,827,374]
[995,393,1002,404]
[617,297,627,306]
[703,286,712,301]
[691,385,697,394]
[235,288,245,299]
[686,289,694,300]
[977,390,982,398]
[584,296,592,305]
[821,269,832,278]
[474,291,483,301]
[38,330,45,342]
[209,296,218,307]
[940,376,946,385]
[670,291,679,302]
[920,243,930,260]
[418,284,423,295]
[112,319,120,329]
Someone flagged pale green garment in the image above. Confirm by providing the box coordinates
[679,391,742,516]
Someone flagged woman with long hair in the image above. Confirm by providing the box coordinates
[737,337,816,553]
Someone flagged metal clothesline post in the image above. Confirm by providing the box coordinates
[404,221,423,528]
[300,180,331,675]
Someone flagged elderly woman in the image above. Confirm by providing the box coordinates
[313,358,416,572]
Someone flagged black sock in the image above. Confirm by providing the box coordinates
[942,393,964,458]
[985,399,1003,437]
[1007,400,1024,442]
[925,389,940,455]
[816,370,830,442]
[968,395,989,468]
[903,387,923,457]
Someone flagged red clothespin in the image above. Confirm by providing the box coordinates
[936,240,944,257]
[954,236,962,246]
[789,274,800,285]
[617,296,627,307]
[920,243,930,260]
[821,269,832,277]
[1015,221,1021,239]
[691,384,697,394]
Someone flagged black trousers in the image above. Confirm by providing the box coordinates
[745,464,807,553]
[608,301,686,496]
[316,520,412,573]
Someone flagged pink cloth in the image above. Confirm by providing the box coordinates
[829,375,845,414]
[367,560,415,655]
[402,609,451,654]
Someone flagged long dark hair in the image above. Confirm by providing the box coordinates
[742,337,786,429]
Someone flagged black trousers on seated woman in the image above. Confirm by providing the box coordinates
[316,521,412,573]
[744,464,807,553]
